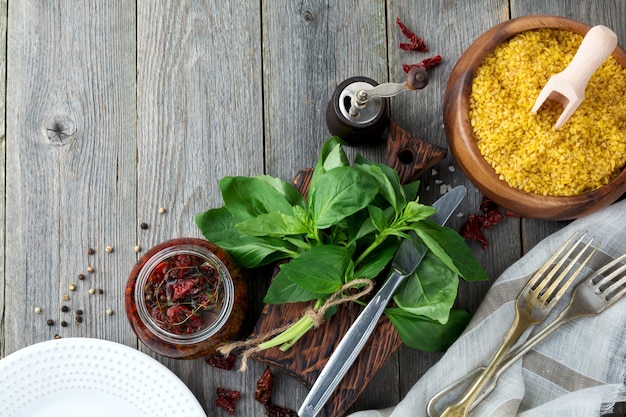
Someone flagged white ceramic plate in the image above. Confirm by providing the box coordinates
[0,337,207,417]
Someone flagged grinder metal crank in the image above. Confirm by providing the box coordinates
[326,67,429,147]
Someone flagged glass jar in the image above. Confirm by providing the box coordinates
[125,238,247,359]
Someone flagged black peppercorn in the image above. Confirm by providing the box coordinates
[78,274,85,281]
[61,321,68,327]
[61,305,70,313]
[140,222,149,230]
[46,319,55,326]
[76,316,83,323]
[88,248,95,255]
[76,309,83,315]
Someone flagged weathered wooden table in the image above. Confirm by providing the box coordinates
[0,1,624,416]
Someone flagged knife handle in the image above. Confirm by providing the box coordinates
[298,268,407,417]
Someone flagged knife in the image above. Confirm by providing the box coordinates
[298,185,467,417]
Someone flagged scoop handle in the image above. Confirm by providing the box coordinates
[560,25,617,92]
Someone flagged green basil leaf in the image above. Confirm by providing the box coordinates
[393,253,459,323]
[414,221,488,282]
[309,166,379,229]
[402,180,420,202]
[256,175,307,209]
[263,270,319,304]
[403,201,437,223]
[354,238,399,279]
[283,236,311,250]
[235,212,308,237]
[219,176,295,221]
[195,207,290,267]
[368,205,387,233]
[309,137,349,197]
[385,308,471,352]
[279,245,351,294]
[355,157,406,213]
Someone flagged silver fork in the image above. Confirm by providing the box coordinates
[437,232,596,417]
[427,249,626,417]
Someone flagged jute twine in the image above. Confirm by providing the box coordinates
[218,278,375,371]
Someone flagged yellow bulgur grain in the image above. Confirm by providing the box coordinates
[469,28,626,196]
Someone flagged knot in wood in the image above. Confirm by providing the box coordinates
[300,9,315,22]
[43,115,76,146]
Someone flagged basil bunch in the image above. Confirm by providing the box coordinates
[196,137,486,352]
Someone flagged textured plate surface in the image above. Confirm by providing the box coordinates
[0,337,206,417]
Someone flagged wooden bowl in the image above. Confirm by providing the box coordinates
[444,15,626,220]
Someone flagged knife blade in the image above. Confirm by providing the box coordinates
[298,185,467,417]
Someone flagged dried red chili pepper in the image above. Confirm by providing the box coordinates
[402,55,442,73]
[460,214,489,250]
[255,367,274,405]
[396,17,428,52]
[505,210,522,217]
[265,403,298,417]
[206,353,237,370]
[216,387,240,415]
[479,208,504,229]
[479,196,498,213]
[477,196,505,228]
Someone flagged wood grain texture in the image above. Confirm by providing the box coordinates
[0,0,6,359]
[4,0,137,354]
[1,1,624,416]
[136,2,269,415]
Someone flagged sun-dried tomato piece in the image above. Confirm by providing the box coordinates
[396,17,428,52]
[402,55,442,73]
[460,214,489,250]
[206,353,237,370]
[216,387,240,415]
[264,403,298,417]
[170,277,204,302]
[255,367,274,405]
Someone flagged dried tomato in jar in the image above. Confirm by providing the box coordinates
[125,238,247,359]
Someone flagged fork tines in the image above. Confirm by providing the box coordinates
[528,231,597,302]
[590,253,626,301]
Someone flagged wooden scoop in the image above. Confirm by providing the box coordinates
[531,25,617,129]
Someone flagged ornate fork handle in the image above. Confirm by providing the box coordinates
[428,252,626,417]
[439,233,595,417]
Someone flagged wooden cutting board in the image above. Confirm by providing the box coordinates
[251,121,446,417]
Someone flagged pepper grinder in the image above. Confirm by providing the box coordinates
[325,67,429,146]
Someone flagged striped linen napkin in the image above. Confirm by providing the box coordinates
[348,199,626,417]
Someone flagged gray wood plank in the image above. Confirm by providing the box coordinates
[261,1,392,413]
[0,0,6,359]
[262,0,389,182]
[136,1,267,415]
[4,1,136,354]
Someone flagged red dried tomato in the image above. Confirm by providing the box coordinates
[170,277,203,301]
[206,353,237,370]
[264,404,298,417]
[255,367,274,405]
[396,17,428,52]
[402,55,442,73]
[216,387,240,415]
[460,214,489,250]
